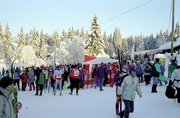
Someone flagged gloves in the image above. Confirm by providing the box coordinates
[117,95,121,101]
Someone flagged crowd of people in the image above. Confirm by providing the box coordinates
[1,52,180,118]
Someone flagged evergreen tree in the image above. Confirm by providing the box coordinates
[86,13,105,56]
[3,23,15,67]
[56,41,69,64]
[102,31,109,53]
[67,38,84,63]
[113,27,122,53]
[0,22,4,58]
[39,30,48,60]
[175,22,180,38]
[17,27,25,61]
[0,22,3,42]
[28,28,39,55]
[52,30,59,64]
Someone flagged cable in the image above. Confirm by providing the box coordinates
[100,0,153,25]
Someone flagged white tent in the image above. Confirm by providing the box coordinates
[82,57,119,72]
[158,38,180,50]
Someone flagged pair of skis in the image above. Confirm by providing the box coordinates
[117,49,123,117]
[10,59,19,118]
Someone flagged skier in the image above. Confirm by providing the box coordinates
[69,65,80,95]
[53,65,64,96]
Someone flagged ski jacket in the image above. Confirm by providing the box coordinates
[37,72,45,85]
[0,87,14,118]
[20,73,28,83]
[27,70,35,82]
[97,66,107,78]
[54,69,64,80]
[117,75,142,101]
[13,72,19,80]
[171,68,180,88]
[70,69,80,79]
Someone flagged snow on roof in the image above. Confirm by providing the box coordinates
[158,38,180,50]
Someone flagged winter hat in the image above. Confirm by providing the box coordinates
[129,66,136,73]
[0,76,14,88]
[101,62,104,65]
[122,61,127,66]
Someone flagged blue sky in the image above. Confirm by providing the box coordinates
[0,0,179,38]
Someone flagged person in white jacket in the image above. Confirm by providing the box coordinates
[118,66,142,118]
[170,65,180,106]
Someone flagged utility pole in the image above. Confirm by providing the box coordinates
[171,0,175,56]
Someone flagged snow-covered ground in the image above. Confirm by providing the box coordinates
[18,81,180,118]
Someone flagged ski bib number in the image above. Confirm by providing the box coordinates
[74,70,79,76]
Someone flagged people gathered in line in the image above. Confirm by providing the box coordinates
[1,53,180,118]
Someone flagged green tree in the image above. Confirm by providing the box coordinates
[86,13,105,56]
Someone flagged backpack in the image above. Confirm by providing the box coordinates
[144,64,152,73]
[165,80,175,99]
[151,63,159,77]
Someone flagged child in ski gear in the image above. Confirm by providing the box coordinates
[118,66,142,118]
[0,76,22,118]
[170,65,180,106]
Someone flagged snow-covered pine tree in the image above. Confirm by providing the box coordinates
[20,45,36,65]
[52,30,59,64]
[60,29,68,41]
[3,23,15,68]
[85,13,106,56]
[39,30,48,60]
[113,27,122,54]
[17,27,26,61]
[175,22,180,38]
[28,28,39,56]
[156,30,166,48]
[56,41,69,64]
[0,22,4,57]
[67,38,84,64]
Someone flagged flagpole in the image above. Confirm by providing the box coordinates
[171,0,175,56]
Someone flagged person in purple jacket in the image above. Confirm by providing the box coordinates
[97,62,107,91]
[13,68,20,90]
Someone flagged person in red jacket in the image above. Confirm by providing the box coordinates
[69,65,80,95]
[20,70,28,91]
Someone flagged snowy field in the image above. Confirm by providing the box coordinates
[18,82,180,118]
